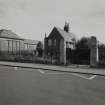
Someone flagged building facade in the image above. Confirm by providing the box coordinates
[44,23,76,64]
[23,39,39,54]
[0,29,24,59]
[0,29,41,60]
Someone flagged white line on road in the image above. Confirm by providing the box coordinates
[37,69,96,80]
[18,68,96,80]
[71,73,96,80]
[88,75,96,80]
[38,69,45,74]
[14,67,18,70]
[45,73,65,75]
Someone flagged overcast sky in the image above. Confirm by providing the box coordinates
[0,0,105,43]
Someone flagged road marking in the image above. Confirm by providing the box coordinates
[39,70,96,80]
[71,73,96,80]
[88,75,96,80]
[45,73,65,75]
[38,69,45,74]
[14,67,18,70]
[14,68,96,80]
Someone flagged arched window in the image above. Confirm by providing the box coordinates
[54,39,57,46]
[48,39,52,46]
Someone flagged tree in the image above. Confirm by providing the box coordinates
[36,41,43,57]
[73,37,91,64]
[76,37,90,50]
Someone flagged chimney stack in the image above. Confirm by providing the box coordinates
[64,22,69,32]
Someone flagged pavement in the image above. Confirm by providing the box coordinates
[0,65,105,105]
[0,61,105,76]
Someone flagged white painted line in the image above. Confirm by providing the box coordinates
[71,73,96,80]
[72,73,89,79]
[88,75,96,80]
[45,73,65,75]
[39,71,96,80]
[14,67,18,70]
[13,67,96,80]
[13,67,45,75]
[38,69,45,74]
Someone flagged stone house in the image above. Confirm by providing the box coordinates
[0,29,24,59]
[0,29,41,60]
[44,23,76,64]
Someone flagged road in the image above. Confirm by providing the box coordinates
[0,65,105,105]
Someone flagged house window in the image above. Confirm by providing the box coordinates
[7,40,12,54]
[13,40,16,54]
[31,44,36,51]
[33,44,37,50]
[54,39,57,46]
[7,40,10,54]
[48,39,52,46]
[6,40,14,54]
[16,41,20,55]
[24,43,28,49]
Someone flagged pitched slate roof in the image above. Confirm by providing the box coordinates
[0,29,23,40]
[23,39,39,45]
[55,27,76,42]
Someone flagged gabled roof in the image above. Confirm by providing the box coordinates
[23,39,39,45]
[0,29,23,40]
[55,27,76,42]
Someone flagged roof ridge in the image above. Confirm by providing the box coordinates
[54,27,76,42]
[0,29,22,40]
[56,27,73,34]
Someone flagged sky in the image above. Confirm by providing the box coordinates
[0,0,105,43]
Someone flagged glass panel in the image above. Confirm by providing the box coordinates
[48,39,52,46]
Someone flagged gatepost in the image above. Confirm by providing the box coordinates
[90,36,99,67]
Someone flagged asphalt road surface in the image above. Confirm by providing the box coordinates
[0,65,105,105]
